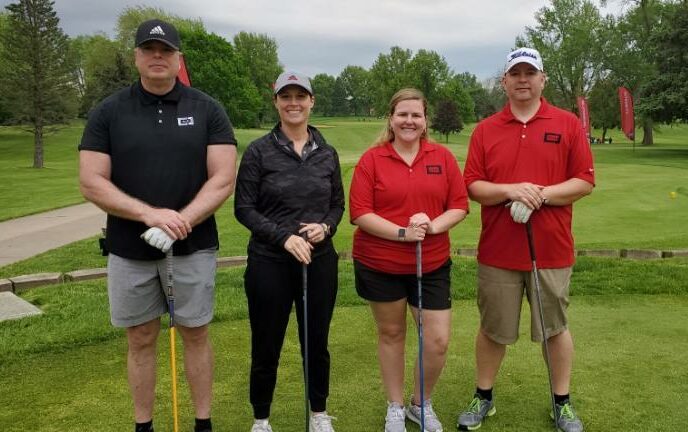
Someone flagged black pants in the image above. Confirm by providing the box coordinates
[244,249,338,419]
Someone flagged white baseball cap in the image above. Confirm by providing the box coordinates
[504,48,544,73]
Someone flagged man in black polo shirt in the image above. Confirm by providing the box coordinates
[79,19,237,432]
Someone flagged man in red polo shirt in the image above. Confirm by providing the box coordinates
[456,48,594,432]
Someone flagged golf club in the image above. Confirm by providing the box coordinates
[301,234,310,432]
[525,221,558,429]
[166,250,180,432]
[416,240,425,432]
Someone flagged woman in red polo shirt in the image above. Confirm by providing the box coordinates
[349,88,469,432]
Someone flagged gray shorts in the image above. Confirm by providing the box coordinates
[477,264,572,344]
[107,249,217,328]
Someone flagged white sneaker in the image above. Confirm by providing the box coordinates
[310,411,336,432]
[407,398,443,432]
[385,401,407,432]
[251,419,273,432]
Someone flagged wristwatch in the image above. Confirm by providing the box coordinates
[398,228,406,242]
[321,223,330,236]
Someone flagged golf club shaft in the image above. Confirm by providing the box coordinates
[416,241,425,431]
[166,250,179,432]
[302,260,310,431]
[525,222,557,428]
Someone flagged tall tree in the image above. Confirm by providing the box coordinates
[641,1,688,123]
[233,32,282,125]
[1,0,77,168]
[72,34,133,116]
[180,28,261,128]
[330,76,350,116]
[406,49,452,108]
[0,13,11,123]
[454,72,500,120]
[116,6,204,49]
[588,77,620,141]
[311,73,336,116]
[369,47,413,115]
[517,0,606,111]
[601,0,664,145]
[431,99,463,143]
[339,65,371,116]
[438,74,476,123]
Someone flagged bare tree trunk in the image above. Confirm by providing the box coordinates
[602,127,608,143]
[33,121,44,168]
[642,117,654,146]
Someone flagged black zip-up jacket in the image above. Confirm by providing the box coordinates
[234,123,345,260]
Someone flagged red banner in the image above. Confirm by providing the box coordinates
[576,96,590,138]
[178,54,192,87]
[618,87,634,141]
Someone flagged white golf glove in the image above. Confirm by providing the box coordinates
[141,227,174,253]
[510,200,533,224]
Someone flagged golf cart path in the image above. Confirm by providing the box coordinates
[0,203,105,267]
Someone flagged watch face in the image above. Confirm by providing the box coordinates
[398,228,406,239]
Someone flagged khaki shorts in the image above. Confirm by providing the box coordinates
[107,249,217,328]
[477,264,572,344]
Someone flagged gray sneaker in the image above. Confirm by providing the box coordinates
[457,396,496,430]
[552,402,584,432]
[385,401,407,432]
[250,419,273,432]
[310,412,336,432]
[406,398,443,432]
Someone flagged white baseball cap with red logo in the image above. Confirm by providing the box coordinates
[274,71,313,95]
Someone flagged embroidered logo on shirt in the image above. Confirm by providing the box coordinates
[177,117,194,126]
[426,165,442,175]
[544,132,561,143]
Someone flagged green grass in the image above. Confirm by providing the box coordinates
[1,119,688,430]
[2,120,688,278]
[1,259,687,431]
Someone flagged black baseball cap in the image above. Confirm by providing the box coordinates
[135,19,181,50]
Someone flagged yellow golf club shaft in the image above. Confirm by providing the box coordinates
[170,327,179,432]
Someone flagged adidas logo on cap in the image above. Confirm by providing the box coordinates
[149,25,165,36]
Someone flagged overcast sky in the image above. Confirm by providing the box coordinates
[5,0,623,81]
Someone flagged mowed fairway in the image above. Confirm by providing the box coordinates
[1,120,688,431]
[0,261,687,432]
[1,119,687,277]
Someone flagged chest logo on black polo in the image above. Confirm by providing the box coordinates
[544,132,561,143]
[426,165,442,175]
[177,116,195,126]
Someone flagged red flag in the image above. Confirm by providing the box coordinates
[576,96,590,138]
[618,87,634,141]
[178,53,192,87]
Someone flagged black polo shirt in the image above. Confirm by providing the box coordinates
[234,123,345,260]
[79,80,236,260]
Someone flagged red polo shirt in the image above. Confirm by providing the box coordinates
[464,99,595,271]
[350,139,469,274]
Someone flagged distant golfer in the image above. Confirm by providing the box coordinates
[456,48,595,432]
[349,88,469,432]
[78,19,237,432]
[234,71,344,432]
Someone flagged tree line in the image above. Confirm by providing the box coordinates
[1,0,687,167]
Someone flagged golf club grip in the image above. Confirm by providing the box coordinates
[525,221,537,262]
[166,250,175,328]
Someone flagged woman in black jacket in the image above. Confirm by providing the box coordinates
[234,71,344,432]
